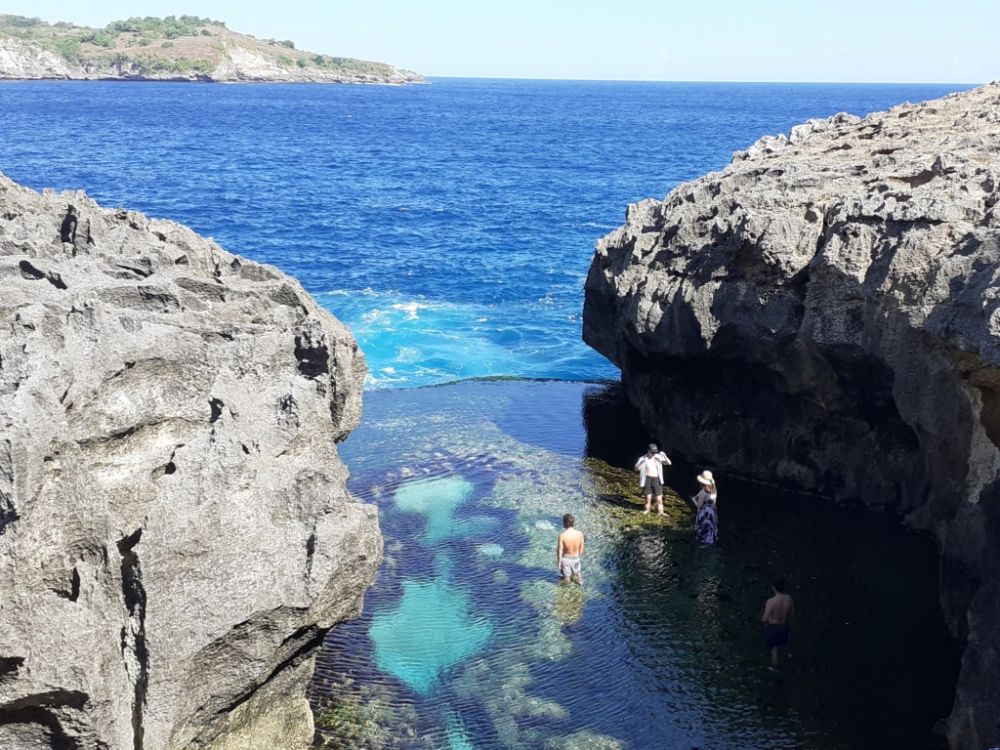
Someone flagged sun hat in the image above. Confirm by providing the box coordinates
[696,470,715,486]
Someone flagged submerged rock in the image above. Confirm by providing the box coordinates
[583,83,1000,749]
[394,475,473,543]
[475,542,504,557]
[0,173,381,749]
[369,576,492,694]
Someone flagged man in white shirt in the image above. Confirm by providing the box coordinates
[635,443,671,515]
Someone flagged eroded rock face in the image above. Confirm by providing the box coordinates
[584,83,1000,749]
[0,173,381,749]
[0,38,77,79]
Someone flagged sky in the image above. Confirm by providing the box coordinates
[2,0,996,83]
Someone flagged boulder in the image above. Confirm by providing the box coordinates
[0,172,381,749]
[584,83,1000,749]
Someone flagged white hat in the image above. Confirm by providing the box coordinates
[696,470,715,486]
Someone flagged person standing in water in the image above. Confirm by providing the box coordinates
[557,513,584,584]
[635,443,671,515]
[693,470,719,545]
[762,578,795,670]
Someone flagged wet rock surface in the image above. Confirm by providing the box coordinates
[584,83,1000,749]
[0,172,381,749]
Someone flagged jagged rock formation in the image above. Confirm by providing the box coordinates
[584,83,1000,749]
[0,172,381,749]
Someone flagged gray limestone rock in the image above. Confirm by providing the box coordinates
[0,173,381,749]
[584,83,1000,749]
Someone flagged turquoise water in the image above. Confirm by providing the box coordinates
[394,476,476,544]
[371,477,493,694]
[310,380,957,749]
[370,574,492,696]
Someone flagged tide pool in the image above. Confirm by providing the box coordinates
[310,380,958,750]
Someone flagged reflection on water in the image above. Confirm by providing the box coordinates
[310,380,958,749]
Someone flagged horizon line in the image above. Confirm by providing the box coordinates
[422,75,988,86]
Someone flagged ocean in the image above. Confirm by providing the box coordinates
[0,78,969,749]
[0,78,972,387]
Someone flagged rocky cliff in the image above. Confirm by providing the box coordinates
[0,15,422,84]
[0,172,381,749]
[584,83,1000,749]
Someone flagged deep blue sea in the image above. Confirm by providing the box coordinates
[0,78,972,387]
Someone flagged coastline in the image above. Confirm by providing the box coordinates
[0,18,423,86]
[0,76,428,84]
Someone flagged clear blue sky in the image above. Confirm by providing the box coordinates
[3,0,996,83]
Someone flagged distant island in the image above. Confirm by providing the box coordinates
[0,14,423,84]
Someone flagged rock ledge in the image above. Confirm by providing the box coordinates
[584,83,1000,749]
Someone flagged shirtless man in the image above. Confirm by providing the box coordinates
[557,513,584,584]
[635,443,672,515]
[762,579,795,669]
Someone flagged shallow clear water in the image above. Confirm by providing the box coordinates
[0,78,973,387]
[310,380,957,750]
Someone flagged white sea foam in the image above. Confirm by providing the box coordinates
[391,301,425,320]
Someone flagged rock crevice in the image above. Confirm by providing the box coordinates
[584,83,1000,749]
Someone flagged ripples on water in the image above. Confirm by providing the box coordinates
[0,79,973,387]
[310,380,957,750]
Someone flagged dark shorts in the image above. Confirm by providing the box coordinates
[764,623,790,649]
[643,476,663,496]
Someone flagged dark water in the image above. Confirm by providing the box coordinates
[311,380,958,750]
[0,78,973,387]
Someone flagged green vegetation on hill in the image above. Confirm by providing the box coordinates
[0,14,419,82]
[0,14,224,48]
[104,15,225,37]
